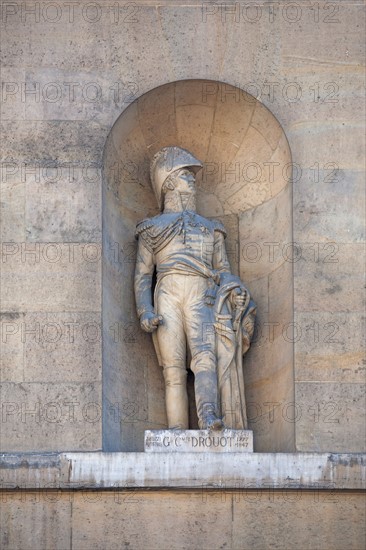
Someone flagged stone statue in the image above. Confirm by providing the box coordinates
[134,147,256,431]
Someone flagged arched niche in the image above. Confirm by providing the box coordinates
[103,79,295,452]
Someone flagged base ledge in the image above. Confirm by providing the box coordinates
[0,452,364,490]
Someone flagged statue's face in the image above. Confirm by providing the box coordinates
[171,168,196,194]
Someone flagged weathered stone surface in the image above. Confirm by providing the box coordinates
[0,492,71,550]
[1,68,124,127]
[239,183,292,282]
[2,451,364,490]
[0,67,26,121]
[215,8,282,87]
[251,99,283,152]
[0,120,108,161]
[295,311,365,383]
[294,243,365,313]
[1,243,101,312]
[244,360,295,453]
[211,92,254,147]
[0,452,63,487]
[279,2,365,66]
[176,105,215,160]
[269,66,364,138]
[0,178,25,242]
[156,6,225,82]
[72,490,232,550]
[268,257,293,324]
[288,122,364,173]
[232,490,365,550]
[0,0,364,461]
[267,132,293,197]
[25,170,101,242]
[20,312,101,383]
[295,382,366,452]
[0,487,364,550]
[0,312,24,383]
[0,450,364,548]
[241,274,269,318]
[138,81,177,149]
[144,430,253,453]
[293,169,365,243]
[245,337,293,383]
[68,450,365,489]
[0,382,102,452]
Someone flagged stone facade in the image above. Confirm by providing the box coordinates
[0,0,365,548]
[1,0,364,455]
[1,452,365,549]
[3,488,364,550]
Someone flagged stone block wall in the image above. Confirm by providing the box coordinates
[0,452,364,550]
[2,489,365,550]
[1,0,365,453]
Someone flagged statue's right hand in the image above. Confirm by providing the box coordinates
[140,312,163,333]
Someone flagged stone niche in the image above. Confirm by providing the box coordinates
[102,79,294,452]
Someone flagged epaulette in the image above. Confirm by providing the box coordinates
[211,219,227,238]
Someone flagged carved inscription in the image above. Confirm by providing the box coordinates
[144,430,253,453]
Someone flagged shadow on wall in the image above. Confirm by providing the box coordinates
[102,79,294,452]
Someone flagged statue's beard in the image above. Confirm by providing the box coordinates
[164,191,196,213]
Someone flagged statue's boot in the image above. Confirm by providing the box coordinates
[191,351,224,430]
[201,404,224,431]
[163,366,189,429]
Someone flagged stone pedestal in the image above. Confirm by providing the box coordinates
[144,429,253,453]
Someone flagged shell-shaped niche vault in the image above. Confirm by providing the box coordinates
[103,80,294,452]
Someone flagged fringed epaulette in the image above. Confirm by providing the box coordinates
[135,218,158,253]
[211,219,227,238]
[135,215,184,254]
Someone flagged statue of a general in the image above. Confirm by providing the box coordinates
[134,147,256,431]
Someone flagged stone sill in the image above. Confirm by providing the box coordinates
[0,452,365,490]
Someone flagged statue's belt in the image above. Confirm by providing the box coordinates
[156,258,220,305]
